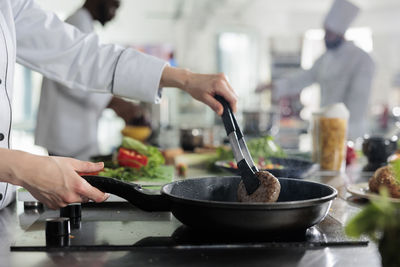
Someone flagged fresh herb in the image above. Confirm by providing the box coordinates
[345,160,400,266]
[345,160,400,240]
[246,135,286,159]
[345,188,395,242]
[145,145,165,168]
[346,160,400,240]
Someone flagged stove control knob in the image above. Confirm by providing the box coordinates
[60,203,81,219]
[45,217,70,237]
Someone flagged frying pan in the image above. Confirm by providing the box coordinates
[83,175,337,233]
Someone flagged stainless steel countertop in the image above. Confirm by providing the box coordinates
[0,163,383,267]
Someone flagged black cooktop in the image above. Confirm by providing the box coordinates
[11,202,367,252]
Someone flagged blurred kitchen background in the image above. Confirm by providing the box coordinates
[11,0,400,155]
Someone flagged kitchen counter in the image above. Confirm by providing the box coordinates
[0,165,383,267]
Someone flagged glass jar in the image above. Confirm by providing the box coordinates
[318,117,348,171]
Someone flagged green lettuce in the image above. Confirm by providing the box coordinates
[99,137,166,181]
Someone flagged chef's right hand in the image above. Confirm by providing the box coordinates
[160,66,237,116]
[255,82,273,93]
[7,150,109,209]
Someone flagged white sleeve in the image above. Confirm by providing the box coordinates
[274,58,321,99]
[0,183,16,210]
[344,53,375,139]
[12,0,167,103]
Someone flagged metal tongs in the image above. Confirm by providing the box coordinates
[215,95,260,195]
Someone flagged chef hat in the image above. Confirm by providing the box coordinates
[323,0,360,35]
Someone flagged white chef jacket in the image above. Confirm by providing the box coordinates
[35,8,112,161]
[274,41,375,140]
[0,0,167,210]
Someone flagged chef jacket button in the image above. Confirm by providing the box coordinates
[0,133,4,141]
[0,79,2,84]
[0,193,3,201]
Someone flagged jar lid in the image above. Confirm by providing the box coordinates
[321,103,349,119]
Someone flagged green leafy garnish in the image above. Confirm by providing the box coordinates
[345,188,395,241]
[206,135,286,171]
[121,136,165,169]
[99,137,167,182]
[145,145,165,169]
[246,135,286,159]
[346,159,400,266]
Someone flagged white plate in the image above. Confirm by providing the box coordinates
[346,182,400,203]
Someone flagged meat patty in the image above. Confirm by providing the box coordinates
[237,171,281,202]
[369,165,400,198]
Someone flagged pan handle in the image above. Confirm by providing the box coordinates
[82,176,171,212]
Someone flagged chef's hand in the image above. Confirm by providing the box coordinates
[160,66,237,115]
[255,82,281,104]
[107,96,146,124]
[255,82,273,93]
[1,149,109,209]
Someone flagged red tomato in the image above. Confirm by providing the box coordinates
[346,146,357,166]
[229,161,238,169]
[117,147,148,169]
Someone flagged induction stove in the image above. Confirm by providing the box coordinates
[11,202,367,252]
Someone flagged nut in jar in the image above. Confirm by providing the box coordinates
[319,117,347,171]
[316,103,349,172]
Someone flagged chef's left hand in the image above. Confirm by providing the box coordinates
[160,66,238,115]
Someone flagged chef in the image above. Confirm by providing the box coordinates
[0,0,237,210]
[258,0,375,140]
[35,0,140,161]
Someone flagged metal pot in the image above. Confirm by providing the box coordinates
[243,109,280,136]
[362,135,398,172]
[180,128,204,151]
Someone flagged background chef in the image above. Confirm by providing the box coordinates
[257,0,375,140]
[35,0,146,161]
[0,0,237,210]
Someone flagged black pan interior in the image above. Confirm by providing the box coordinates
[163,177,334,203]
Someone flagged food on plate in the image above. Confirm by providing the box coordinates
[176,163,188,177]
[237,171,281,203]
[222,158,283,170]
[346,161,400,267]
[318,117,347,171]
[207,135,286,171]
[369,165,400,198]
[97,137,168,182]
